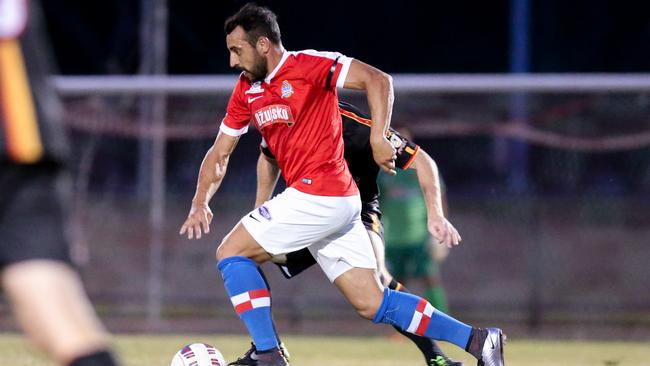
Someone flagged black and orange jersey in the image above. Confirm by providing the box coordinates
[0,0,68,164]
[262,101,420,215]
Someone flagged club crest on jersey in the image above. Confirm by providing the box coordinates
[253,104,295,129]
[281,80,294,98]
[245,81,264,94]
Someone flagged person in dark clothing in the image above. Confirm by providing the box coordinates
[0,1,119,365]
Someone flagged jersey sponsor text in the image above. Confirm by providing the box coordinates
[253,104,294,129]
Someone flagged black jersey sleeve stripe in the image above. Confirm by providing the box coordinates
[325,56,340,90]
[338,101,374,127]
[338,101,421,171]
[339,108,372,127]
[338,101,370,118]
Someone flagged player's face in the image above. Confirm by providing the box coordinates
[226,26,268,81]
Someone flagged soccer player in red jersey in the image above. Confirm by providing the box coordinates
[180,4,505,366]
[227,101,464,366]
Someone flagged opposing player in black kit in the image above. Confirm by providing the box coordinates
[0,1,119,365]
[230,101,465,366]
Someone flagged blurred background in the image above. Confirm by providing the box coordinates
[3,0,649,341]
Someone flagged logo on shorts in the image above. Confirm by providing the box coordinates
[302,178,312,185]
[281,80,294,98]
[258,206,272,220]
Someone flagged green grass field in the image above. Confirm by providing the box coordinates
[1,333,648,366]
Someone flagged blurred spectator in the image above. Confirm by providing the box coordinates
[379,127,451,313]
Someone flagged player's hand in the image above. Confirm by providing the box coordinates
[428,215,461,248]
[371,135,397,175]
[179,201,213,240]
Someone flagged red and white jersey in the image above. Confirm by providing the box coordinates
[220,50,358,196]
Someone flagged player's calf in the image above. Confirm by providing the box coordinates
[372,288,505,365]
[218,256,279,352]
[333,268,384,320]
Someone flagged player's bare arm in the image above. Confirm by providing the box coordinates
[180,132,240,240]
[343,60,397,175]
[409,149,462,247]
[255,153,281,208]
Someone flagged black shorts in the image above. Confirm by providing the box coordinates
[0,162,71,268]
[360,210,383,239]
[276,210,383,279]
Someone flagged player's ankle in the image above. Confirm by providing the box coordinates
[465,327,487,360]
[68,350,117,366]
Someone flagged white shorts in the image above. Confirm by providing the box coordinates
[241,188,377,282]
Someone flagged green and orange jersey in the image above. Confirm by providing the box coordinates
[378,169,430,247]
[0,0,67,165]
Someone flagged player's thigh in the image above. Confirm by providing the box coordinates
[366,229,384,266]
[366,229,392,282]
[273,248,317,279]
[333,267,384,319]
[361,211,385,265]
[237,188,356,260]
[311,217,383,318]
[309,215,377,282]
[217,222,271,264]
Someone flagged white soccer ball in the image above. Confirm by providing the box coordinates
[170,343,226,366]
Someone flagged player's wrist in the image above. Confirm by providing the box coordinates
[369,133,387,145]
[191,197,210,207]
[428,211,446,221]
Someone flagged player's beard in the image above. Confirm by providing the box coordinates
[244,53,268,82]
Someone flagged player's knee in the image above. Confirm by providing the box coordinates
[355,300,381,320]
[215,239,252,263]
[349,295,382,320]
[215,242,231,262]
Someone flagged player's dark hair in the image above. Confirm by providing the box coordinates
[224,3,282,46]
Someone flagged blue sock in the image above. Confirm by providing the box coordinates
[218,256,278,351]
[373,288,472,349]
[257,266,282,342]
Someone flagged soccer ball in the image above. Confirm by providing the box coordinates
[170,343,226,366]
